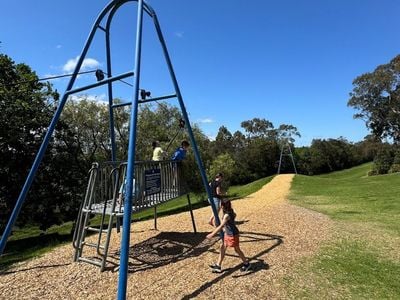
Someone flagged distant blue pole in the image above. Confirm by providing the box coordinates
[117,0,144,299]
[0,1,117,255]
[150,12,222,228]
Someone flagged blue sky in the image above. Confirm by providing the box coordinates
[1,0,399,146]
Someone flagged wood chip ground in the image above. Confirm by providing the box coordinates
[0,174,333,299]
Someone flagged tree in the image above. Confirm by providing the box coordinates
[207,153,236,188]
[299,138,362,175]
[136,103,187,160]
[348,55,400,143]
[232,130,246,151]
[240,118,274,139]
[212,126,234,156]
[0,54,83,231]
[370,144,394,175]
[1,54,54,228]
[389,147,400,173]
[353,134,382,163]
[62,97,112,165]
[276,124,301,144]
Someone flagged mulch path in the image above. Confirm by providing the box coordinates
[0,174,333,299]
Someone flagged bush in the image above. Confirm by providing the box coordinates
[371,146,393,175]
[208,153,236,188]
[388,164,400,173]
[389,148,400,173]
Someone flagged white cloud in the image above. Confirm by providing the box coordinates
[63,56,101,73]
[197,118,214,124]
[69,93,107,103]
[174,31,184,38]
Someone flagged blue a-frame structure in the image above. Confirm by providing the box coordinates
[0,1,221,299]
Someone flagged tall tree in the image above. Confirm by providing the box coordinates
[213,126,234,156]
[232,130,246,151]
[240,117,274,139]
[0,54,83,231]
[348,55,400,143]
[207,153,236,187]
[276,124,301,144]
[62,98,111,164]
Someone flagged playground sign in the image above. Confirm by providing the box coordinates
[144,168,161,195]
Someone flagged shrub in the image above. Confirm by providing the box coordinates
[371,146,393,175]
[388,148,400,173]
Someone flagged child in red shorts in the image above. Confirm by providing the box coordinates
[206,199,251,273]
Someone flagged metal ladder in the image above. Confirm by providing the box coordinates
[72,162,123,271]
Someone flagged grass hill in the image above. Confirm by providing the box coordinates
[286,162,400,299]
[290,162,400,233]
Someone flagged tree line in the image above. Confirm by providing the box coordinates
[1,53,399,232]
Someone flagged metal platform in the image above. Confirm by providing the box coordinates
[90,189,180,215]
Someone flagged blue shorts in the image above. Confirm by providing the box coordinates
[208,197,221,210]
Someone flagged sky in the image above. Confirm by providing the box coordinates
[1,0,399,146]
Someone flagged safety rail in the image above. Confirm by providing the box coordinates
[88,160,187,214]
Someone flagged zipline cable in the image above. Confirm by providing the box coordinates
[7,70,98,87]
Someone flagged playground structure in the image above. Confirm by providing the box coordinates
[277,140,297,174]
[72,160,197,271]
[0,1,220,299]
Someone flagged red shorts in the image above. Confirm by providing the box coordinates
[224,235,239,247]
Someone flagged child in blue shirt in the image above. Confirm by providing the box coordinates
[171,140,190,161]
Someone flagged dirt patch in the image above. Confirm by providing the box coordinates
[0,174,333,299]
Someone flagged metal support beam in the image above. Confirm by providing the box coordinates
[277,142,297,174]
[117,0,144,298]
[151,11,222,231]
[187,194,197,234]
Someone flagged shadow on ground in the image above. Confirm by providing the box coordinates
[0,262,71,275]
[112,231,217,273]
[181,231,284,299]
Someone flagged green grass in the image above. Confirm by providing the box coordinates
[286,162,400,299]
[316,240,400,299]
[0,175,273,269]
[285,239,400,299]
[290,162,400,233]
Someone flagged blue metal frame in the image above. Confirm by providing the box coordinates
[0,1,221,299]
[117,0,144,297]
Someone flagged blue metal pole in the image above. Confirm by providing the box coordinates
[106,28,117,162]
[151,12,222,228]
[105,3,124,163]
[0,1,117,255]
[65,72,134,96]
[117,0,144,299]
